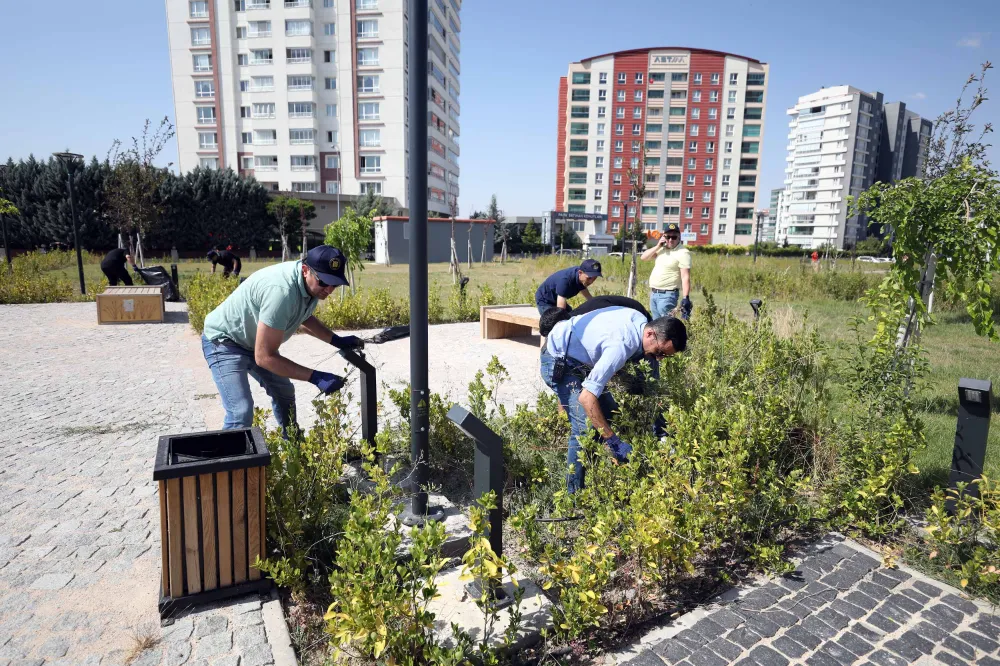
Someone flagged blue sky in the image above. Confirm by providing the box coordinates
[1,0,996,217]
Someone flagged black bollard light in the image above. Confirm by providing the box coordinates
[750,298,762,321]
[947,378,991,511]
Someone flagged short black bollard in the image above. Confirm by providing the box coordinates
[750,298,762,321]
[948,378,992,511]
[446,405,512,608]
[339,348,378,449]
[170,264,180,294]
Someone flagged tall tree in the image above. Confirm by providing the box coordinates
[105,117,175,264]
[853,62,999,348]
[623,148,650,298]
[487,195,508,263]
[267,195,315,261]
[325,207,373,294]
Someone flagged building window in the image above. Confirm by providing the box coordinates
[616,90,625,102]
[633,107,642,119]
[594,189,603,200]
[323,49,335,63]
[571,72,591,85]
[196,106,216,124]
[596,139,605,152]
[614,140,623,153]
[356,18,378,38]
[325,104,337,118]
[324,77,336,89]
[709,91,719,103]
[595,156,604,168]
[613,157,623,169]
[725,141,733,154]
[198,132,218,149]
[285,19,312,36]
[690,108,700,119]
[324,23,335,35]
[617,72,626,84]
[251,48,273,64]
[721,192,729,202]
[287,75,312,90]
[195,80,215,98]
[248,20,270,37]
[688,158,696,169]
[616,107,625,119]
[324,0,334,6]
[359,129,381,147]
[703,175,712,186]
[325,155,340,169]
[612,173,622,185]
[693,73,702,84]
[325,181,340,194]
[193,54,212,72]
[200,157,219,169]
[358,101,380,119]
[599,72,608,84]
[707,125,716,137]
[705,158,713,169]
[692,90,701,103]
[357,74,379,93]
[287,47,312,63]
[702,192,712,203]
[720,207,728,218]
[685,191,694,202]
[597,106,606,118]
[634,90,643,102]
[240,106,251,118]
[718,223,727,233]
[728,90,738,103]
[685,207,693,219]
[359,155,381,173]
[615,124,624,135]
[596,122,605,135]
[291,155,317,170]
[238,54,249,66]
[357,0,378,8]
[288,101,315,117]
[723,158,732,170]
[236,26,247,38]
[632,124,641,135]
[598,89,607,101]
[360,181,382,194]
[690,125,699,136]
[634,73,643,85]
[575,89,593,102]
[706,141,715,153]
[595,173,604,184]
[689,141,697,153]
[631,140,640,153]
[191,27,211,45]
[729,73,738,85]
[252,102,275,118]
[292,182,317,193]
[686,174,695,185]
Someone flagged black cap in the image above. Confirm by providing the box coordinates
[665,223,680,235]
[305,245,350,287]
[579,258,602,278]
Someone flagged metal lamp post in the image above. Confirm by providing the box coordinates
[752,209,764,264]
[399,0,443,527]
[53,152,86,295]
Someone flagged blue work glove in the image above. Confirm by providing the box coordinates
[680,296,693,320]
[604,435,633,462]
[331,333,365,350]
[309,370,345,395]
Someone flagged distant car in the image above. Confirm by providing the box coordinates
[875,257,894,264]
[857,256,878,263]
[607,252,625,259]
[556,249,582,257]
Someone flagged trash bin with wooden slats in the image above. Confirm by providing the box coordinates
[97,285,166,324]
[153,427,271,618]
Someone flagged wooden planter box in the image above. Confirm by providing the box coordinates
[97,286,165,324]
[153,428,271,617]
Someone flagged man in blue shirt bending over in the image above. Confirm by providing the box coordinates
[539,307,687,493]
[535,259,603,314]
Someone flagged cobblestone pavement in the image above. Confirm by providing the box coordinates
[620,537,1000,666]
[0,303,278,666]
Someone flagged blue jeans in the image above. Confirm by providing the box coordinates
[201,335,297,431]
[540,349,618,493]
[537,303,554,316]
[649,290,679,319]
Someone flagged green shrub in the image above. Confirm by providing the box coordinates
[187,272,239,333]
[0,252,76,304]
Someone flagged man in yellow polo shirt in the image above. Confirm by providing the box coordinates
[640,223,692,319]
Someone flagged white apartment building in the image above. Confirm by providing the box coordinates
[778,86,883,249]
[165,0,462,216]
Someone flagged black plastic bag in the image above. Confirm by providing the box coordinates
[135,266,182,302]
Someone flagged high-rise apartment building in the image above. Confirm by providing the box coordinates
[165,0,462,216]
[777,87,931,249]
[555,48,769,247]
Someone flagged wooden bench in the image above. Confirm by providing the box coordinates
[480,305,542,345]
[97,285,166,324]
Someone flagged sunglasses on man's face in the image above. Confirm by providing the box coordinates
[665,235,680,241]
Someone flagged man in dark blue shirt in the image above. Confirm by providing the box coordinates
[535,259,602,314]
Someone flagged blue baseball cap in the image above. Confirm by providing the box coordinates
[579,258,602,278]
[305,246,349,287]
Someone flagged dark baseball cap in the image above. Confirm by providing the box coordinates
[665,223,681,235]
[305,245,349,287]
[579,258,603,278]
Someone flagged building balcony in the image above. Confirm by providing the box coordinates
[248,31,272,38]
[251,59,273,66]
[247,0,271,9]
[287,56,311,64]
[254,164,279,171]
[290,138,316,145]
[254,139,278,146]
[291,165,317,171]
[284,0,311,6]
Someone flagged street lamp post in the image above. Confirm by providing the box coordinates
[53,152,86,295]
[752,209,764,264]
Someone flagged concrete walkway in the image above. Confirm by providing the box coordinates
[615,536,1000,666]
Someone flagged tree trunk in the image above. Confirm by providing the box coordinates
[501,238,507,265]
[300,219,308,260]
[481,226,486,264]
[450,218,457,283]
[281,228,290,262]
[467,227,472,269]
[136,232,146,269]
[626,217,639,299]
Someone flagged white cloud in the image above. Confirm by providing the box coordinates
[957,34,983,48]
[911,92,927,100]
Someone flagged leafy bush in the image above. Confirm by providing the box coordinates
[0,252,77,304]
[923,476,1000,599]
[186,272,239,333]
[254,394,352,595]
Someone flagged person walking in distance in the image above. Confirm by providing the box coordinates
[641,223,692,319]
[100,247,135,286]
[208,248,243,278]
[201,245,364,433]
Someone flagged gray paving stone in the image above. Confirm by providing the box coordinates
[779,573,810,591]
[885,631,934,660]
[818,642,857,666]
[704,638,741,662]
[912,580,942,598]
[240,644,273,666]
[161,617,194,641]
[926,603,965,628]
[687,649,726,666]
[838,631,875,657]
[785,624,823,650]
[816,606,851,630]
[878,599,914,625]
[804,651,842,666]
[690,617,726,641]
[749,645,789,666]
[743,612,780,638]
[885,592,924,615]
[845,590,879,611]
[822,567,867,590]
[234,625,266,649]
[623,652,664,666]
[935,651,969,666]
[829,598,866,620]
[725,627,762,650]
[674,629,709,651]
[38,638,70,658]
[653,640,692,664]
[970,617,1000,640]
[131,648,163,666]
[858,581,892,603]
[878,568,910,584]
[772,635,808,659]
[867,611,901,634]
[764,608,799,627]
[871,571,904,589]
[29,573,73,590]
[940,594,979,616]
[976,656,1000,666]
[900,587,932,605]
[957,629,999,653]
[163,641,193,666]
[196,615,230,638]
[212,658,241,666]
[869,649,909,666]
[941,635,977,660]
[913,620,950,643]
[707,608,743,630]
[801,615,839,641]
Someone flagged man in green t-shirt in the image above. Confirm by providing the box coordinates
[640,223,692,320]
[201,245,364,431]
